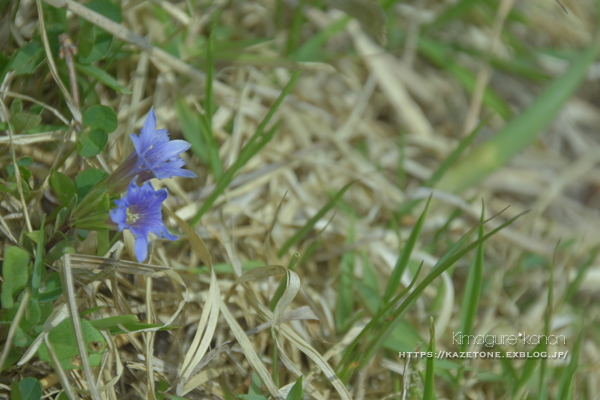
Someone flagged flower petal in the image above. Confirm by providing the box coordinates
[109,208,128,231]
[106,108,196,194]
[134,233,149,263]
[139,108,157,151]
[160,228,178,241]
[109,177,178,263]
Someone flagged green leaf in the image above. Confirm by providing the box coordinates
[89,314,176,334]
[10,98,23,114]
[285,376,303,400]
[75,168,109,200]
[6,157,33,176]
[9,41,45,75]
[156,380,169,400]
[46,239,75,264]
[0,51,8,83]
[17,377,42,400]
[29,104,43,115]
[83,105,118,133]
[165,395,189,400]
[249,371,263,395]
[1,246,31,309]
[26,230,41,244]
[1,298,41,339]
[78,0,122,64]
[75,63,131,94]
[37,318,106,370]
[78,20,96,61]
[54,207,70,232]
[0,181,16,193]
[269,253,300,311]
[78,127,108,157]
[51,171,77,207]
[1,347,23,371]
[220,375,241,400]
[30,214,46,301]
[9,178,30,199]
[56,393,70,400]
[86,0,122,22]
[38,273,63,303]
[88,314,136,330]
[11,112,42,133]
[11,380,20,400]
[22,123,68,135]
[79,28,113,64]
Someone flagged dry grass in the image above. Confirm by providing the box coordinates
[2,0,600,399]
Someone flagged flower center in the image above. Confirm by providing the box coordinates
[126,208,140,224]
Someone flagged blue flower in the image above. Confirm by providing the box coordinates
[109,179,177,262]
[108,108,196,193]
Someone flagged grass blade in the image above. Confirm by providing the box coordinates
[438,43,600,193]
[203,29,223,179]
[277,181,354,258]
[356,252,381,314]
[175,99,208,163]
[30,214,46,300]
[557,329,583,400]
[285,376,304,400]
[286,0,305,56]
[75,63,132,94]
[290,16,350,61]
[418,38,512,119]
[512,342,546,398]
[383,195,432,304]
[269,253,300,311]
[190,69,302,227]
[399,120,485,216]
[423,317,436,400]
[424,0,479,30]
[338,263,425,373]
[336,216,355,332]
[357,211,525,372]
[338,217,478,372]
[456,202,485,384]
[538,243,559,400]
[564,247,599,304]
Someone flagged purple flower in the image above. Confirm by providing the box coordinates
[107,108,196,193]
[109,179,177,262]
